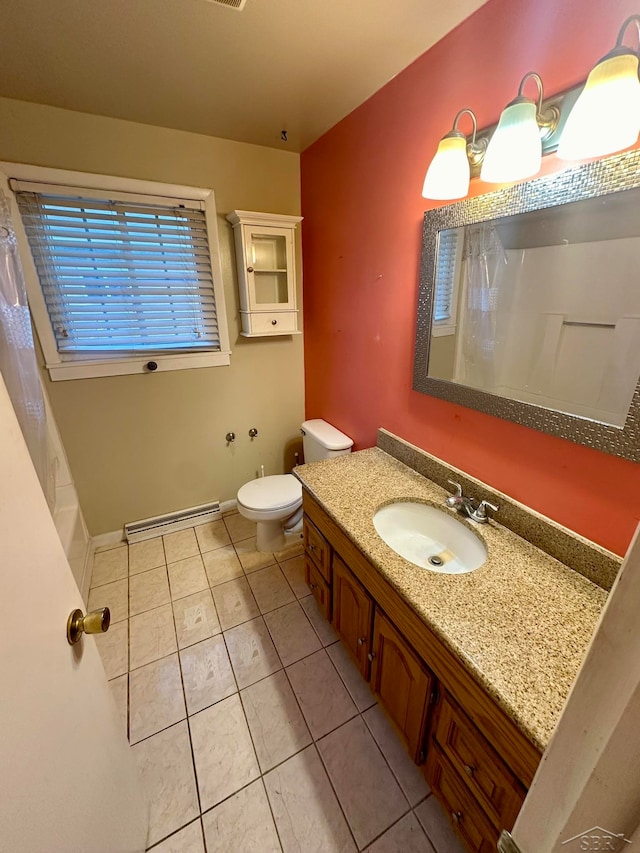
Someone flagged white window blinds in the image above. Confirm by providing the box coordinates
[15,188,221,354]
[433,229,460,323]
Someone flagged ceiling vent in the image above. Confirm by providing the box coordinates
[204,0,247,9]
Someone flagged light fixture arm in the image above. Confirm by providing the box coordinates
[615,15,640,49]
[449,108,487,167]
[514,71,560,137]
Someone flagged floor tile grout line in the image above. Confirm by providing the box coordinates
[358,804,420,852]
[360,706,430,810]
[143,816,202,852]
[235,688,286,852]
[168,592,206,824]
[282,638,414,848]
[269,648,360,850]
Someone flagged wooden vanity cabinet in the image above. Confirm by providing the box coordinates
[332,554,374,678]
[370,609,434,763]
[301,490,540,853]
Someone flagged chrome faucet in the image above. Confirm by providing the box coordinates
[445,480,499,524]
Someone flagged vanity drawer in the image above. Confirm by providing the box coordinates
[303,517,331,582]
[426,748,499,853]
[433,692,525,831]
[305,556,331,620]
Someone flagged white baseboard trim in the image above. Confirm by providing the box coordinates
[79,543,94,605]
[92,529,126,551]
[221,498,237,514]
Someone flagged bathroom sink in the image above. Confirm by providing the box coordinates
[373,502,487,574]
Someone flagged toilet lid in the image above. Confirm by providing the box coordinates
[237,474,302,512]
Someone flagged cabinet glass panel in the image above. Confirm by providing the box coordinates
[254,271,289,304]
[251,233,288,271]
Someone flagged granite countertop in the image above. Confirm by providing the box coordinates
[295,447,608,753]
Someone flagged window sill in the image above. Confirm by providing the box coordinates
[432,325,456,338]
[46,350,231,381]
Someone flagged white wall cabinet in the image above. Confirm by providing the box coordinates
[227,210,303,337]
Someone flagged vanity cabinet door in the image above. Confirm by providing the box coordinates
[303,517,331,583]
[332,554,373,677]
[305,555,332,621]
[369,610,433,762]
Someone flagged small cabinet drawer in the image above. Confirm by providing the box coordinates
[241,311,298,335]
[426,748,499,853]
[433,692,526,831]
[303,518,331,582]
[305,556,331,620]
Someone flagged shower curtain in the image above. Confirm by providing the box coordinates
[458,222,507,391]
[0,191,54,509]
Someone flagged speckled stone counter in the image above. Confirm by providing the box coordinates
[295,447,608,753]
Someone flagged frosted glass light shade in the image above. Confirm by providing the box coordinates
[422,134,470,200]
[480,100,542,183]
[557,52,640,160]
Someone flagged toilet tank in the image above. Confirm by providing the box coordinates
[301,419,353,463]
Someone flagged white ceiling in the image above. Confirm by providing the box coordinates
[0,0,487,151]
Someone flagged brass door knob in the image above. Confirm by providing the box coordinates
[67,607,110,645]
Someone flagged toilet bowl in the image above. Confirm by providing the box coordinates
[236,418,353,553]
[236,474,303,553]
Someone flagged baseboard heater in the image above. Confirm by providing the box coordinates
[124,501,221,543]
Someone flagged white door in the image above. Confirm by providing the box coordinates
[0,374,147,853]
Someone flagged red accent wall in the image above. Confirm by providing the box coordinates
[301,0,640,557]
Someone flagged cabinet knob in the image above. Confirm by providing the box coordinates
[464,764,476,777]
[309,582,317,590]
[367,652,376,662]
[357,637,366,646]
[271,319,278,326]
[308,544,316,551]
[451,811,463,825]
[247,266,254,273]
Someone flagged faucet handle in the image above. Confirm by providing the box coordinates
[473,500,499,522]
[447,480,463,497]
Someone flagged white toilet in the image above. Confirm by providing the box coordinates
[236,419,353,553]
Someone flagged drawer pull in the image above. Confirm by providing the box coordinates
[464,764,476,777]
[357,637,366,646]
[309,544,316,552]
[309,582,317,590]
[367,652,376,661]
[451,811,463,825]
[271,319,278,325]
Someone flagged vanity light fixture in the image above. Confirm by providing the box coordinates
[557,15,640,160]
[480,73,559,183]
[422,109,487,200]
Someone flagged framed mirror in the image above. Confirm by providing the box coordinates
[413,148,640,463]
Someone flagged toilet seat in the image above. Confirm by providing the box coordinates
[237,474,302,521]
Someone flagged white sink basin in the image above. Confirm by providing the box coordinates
[373,501,487,574]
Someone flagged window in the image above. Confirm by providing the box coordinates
[432,228,462,337]
[3,165,230,379]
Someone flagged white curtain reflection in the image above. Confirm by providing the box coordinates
[458,223,507,389]
[0,192,54,508]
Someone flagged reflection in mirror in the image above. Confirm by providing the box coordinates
[428,191,640,429]
[414,148,640,462]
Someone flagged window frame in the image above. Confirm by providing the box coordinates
[431,228,463,339]
[1,163,231,380]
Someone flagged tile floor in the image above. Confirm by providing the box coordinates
[91,512,465,853]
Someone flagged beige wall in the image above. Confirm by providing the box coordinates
[0,97,304,534]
